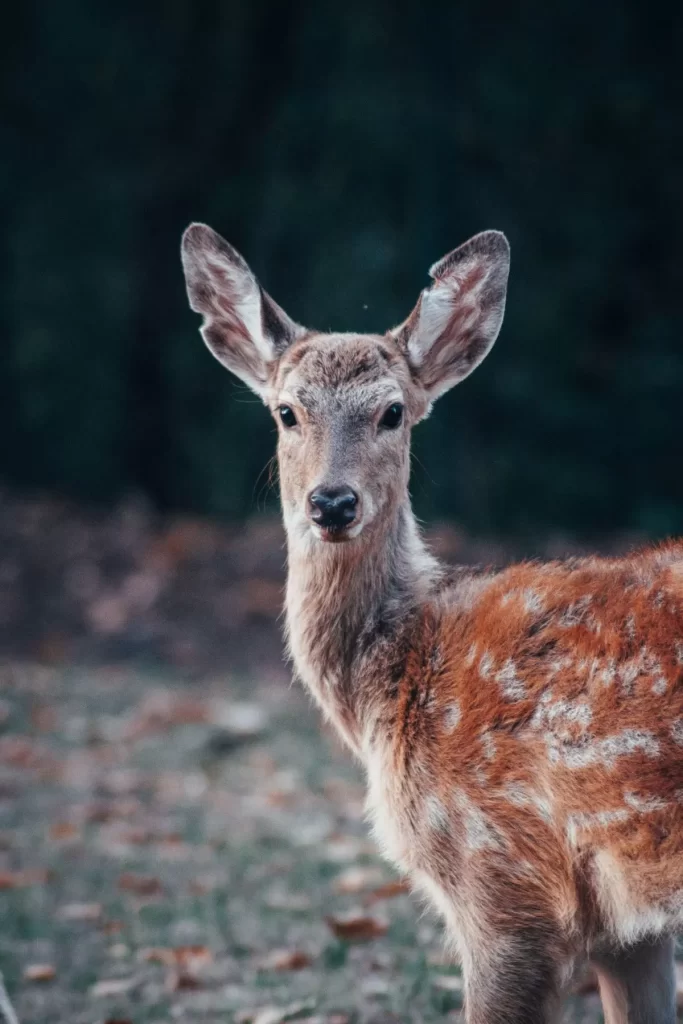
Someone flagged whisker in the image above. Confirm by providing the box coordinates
[252,454,279,511]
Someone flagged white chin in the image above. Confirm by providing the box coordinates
[311,521,364,543]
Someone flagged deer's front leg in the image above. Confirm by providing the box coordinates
[591,935,676,1024]
[461,929,565,1024]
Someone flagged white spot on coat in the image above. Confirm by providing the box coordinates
[495,659,526,701]
[522,589,545,614]
[547,728,660,769]
[502,783,553,823]
[453,789,505,852]
[559,595,593,627]
[479,652,493,679]
[443,702,461,733]
[623,791,667,812]
[425,793,450,832]
[465,643,478,667]
[480,730,496,761]
[566,807,631,844]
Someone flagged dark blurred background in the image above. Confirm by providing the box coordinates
[2,1,682,539]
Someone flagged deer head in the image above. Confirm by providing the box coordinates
[181,224,510,550]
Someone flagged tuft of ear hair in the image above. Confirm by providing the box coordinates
[391,230,510,402]
[181,223,304,398]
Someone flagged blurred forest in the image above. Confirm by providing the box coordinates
[2,1,682,538]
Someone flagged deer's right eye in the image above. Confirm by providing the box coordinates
[279,405,298,428]
[379,403,404,430]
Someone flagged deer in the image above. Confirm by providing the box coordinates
[181,222,683,1024]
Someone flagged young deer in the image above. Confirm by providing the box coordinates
[182,223,683,1024]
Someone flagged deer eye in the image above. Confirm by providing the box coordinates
[278,405,298,428]
[379,403,404,430]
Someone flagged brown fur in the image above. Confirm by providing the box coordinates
[182,223,681,1023]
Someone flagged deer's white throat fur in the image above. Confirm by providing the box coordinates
[285,500,440,755]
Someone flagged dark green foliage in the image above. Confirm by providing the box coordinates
[2,1,682,535]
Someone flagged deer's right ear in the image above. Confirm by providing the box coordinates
[181,223,304,399]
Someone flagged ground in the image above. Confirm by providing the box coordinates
[0,492,678,1023]
[3,664,610,1024]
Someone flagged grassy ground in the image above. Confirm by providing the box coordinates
[0,661,616,1024]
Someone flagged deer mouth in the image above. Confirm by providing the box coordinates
[312,519,364,543]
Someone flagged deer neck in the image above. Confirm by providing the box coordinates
[284,500,440,753]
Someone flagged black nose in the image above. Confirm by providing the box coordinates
[308,487,358,529]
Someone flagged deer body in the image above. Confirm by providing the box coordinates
[182,224,682,1022]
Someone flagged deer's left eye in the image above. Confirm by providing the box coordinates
[279,405,298,428]
[380,403,404,430]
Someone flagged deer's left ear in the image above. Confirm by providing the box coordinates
[391,231,510,401]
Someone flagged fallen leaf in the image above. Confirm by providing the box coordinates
[49,821,80,841]
[325,913,388,942]
[0,868,49,889]
[166,969,202,991]
[104,1019,133,1024]
[140,947,174,966]
[118,872,162,897]
[58,902,102,921]
[259,949,312,971]
[141,945,212,970]
[363,879,410,904]
[90,977,136,998]
[83,797,142,823]
[24,964,56,982]
[102,920,124,935]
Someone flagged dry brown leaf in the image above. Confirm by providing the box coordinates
[58,901,102,921]
[123,690,209,741]
[24,964,56,983]
[140,947,175,966]
[363,880,410,904]
[141,945,212,971]
[49,821,80,841]
[166,969,202,991]
[83,797,142,824]
[260,949,312,971]
[325,913,388,942]
[104,1019,133,1024]
[118,872,162,897]
[0,868,49,889]
[101,919,124,936]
